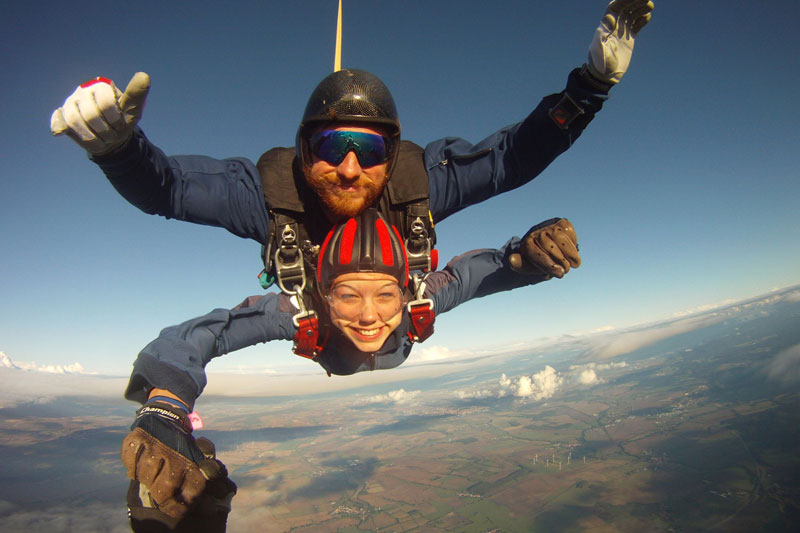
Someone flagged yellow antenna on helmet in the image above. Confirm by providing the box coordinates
[334,0,343,71]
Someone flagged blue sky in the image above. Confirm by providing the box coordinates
[1,1,799,376]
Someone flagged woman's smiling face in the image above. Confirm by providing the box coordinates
[327,272,405,353]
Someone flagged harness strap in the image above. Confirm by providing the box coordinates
[403,203,436,273]
[289,287,329,360]
[272,214,308,293]
[408,300,435,343]
[406,272,435,343]
[293,314,329,360]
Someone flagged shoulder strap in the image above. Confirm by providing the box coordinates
[383,141,437,271]
[387,141,428,204]
[256,147,306,212]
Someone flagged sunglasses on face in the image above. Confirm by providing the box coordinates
[309,130,391,168]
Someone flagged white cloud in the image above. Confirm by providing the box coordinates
[581,315,723,361]
[0,368,126,408]
[784,290,800,303]
[516,375,534,397]
[0,351,19,369]
[569,361,629,386]
[455,388,495,400]
[363,388,421,405]
[764,343,800,384]
[410,345,461,362]
[671,300,738,318]
[499,366,563,400]
[576,368,599,385]
[19,361,89,374]
[457,361,629,402]
[569,361,627,372]
[1,351,95,375]
[0,501,130,532]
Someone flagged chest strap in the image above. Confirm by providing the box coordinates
[289,287,329,360]
[294,314,327,360]
[406,273,435,343]
[408,301,435,343]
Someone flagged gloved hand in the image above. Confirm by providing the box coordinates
[509,218,581,279]
[50,72,150,155]
[121,400,222,520]
[587,0,654,84]
[127,437,237,533]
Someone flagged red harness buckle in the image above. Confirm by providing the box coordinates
[408,300,435,343]
[293,314,322,360]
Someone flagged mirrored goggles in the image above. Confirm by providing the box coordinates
[309,130,390,168]
[326,282,404,321]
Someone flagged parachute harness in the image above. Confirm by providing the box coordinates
[263,218,329,360]
[264,211,437,361]
[404,213,436,343]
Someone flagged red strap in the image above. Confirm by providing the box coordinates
[80,77,113,88]
[408,303,435,343]
[293,315,321,359]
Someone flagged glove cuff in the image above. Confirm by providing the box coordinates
[578,63,615,92]
[134,403,194,435]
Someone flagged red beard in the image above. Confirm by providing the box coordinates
[304,167,388,220]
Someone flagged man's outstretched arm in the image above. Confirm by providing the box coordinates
[50,73,271,243]
[426,0,654,223]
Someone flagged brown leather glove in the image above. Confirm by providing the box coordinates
[509,218,581,278]
[122,427,210,517]
[126,436,237,532]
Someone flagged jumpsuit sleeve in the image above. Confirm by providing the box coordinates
[425,237,551,315]
[425,67,610,222]
[91,128,270,243]
[123,292,297,408]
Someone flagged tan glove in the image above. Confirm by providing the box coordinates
[126,435,237,532]
[509,218,581,279]
[122,427,211,518]
[50,72,150,155]
[587,0,654,84]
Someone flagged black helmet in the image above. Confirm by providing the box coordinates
[297,69,401,172]
[316,208,408,292]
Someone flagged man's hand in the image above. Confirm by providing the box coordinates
[509,218,581,279]
[587,0,654,84]
[50,72,150,155]
[121,402,215,519]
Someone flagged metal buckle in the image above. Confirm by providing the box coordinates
[274,224,307,294]
[290,287,316,328]
[405,216,432,273]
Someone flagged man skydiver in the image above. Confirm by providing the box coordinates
[50,0,653,280]
[121,211,581,526]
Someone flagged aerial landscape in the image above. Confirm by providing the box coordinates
[1,285,799,532]
[3,1,799,532]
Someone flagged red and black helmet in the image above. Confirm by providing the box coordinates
[317,209,408,292]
